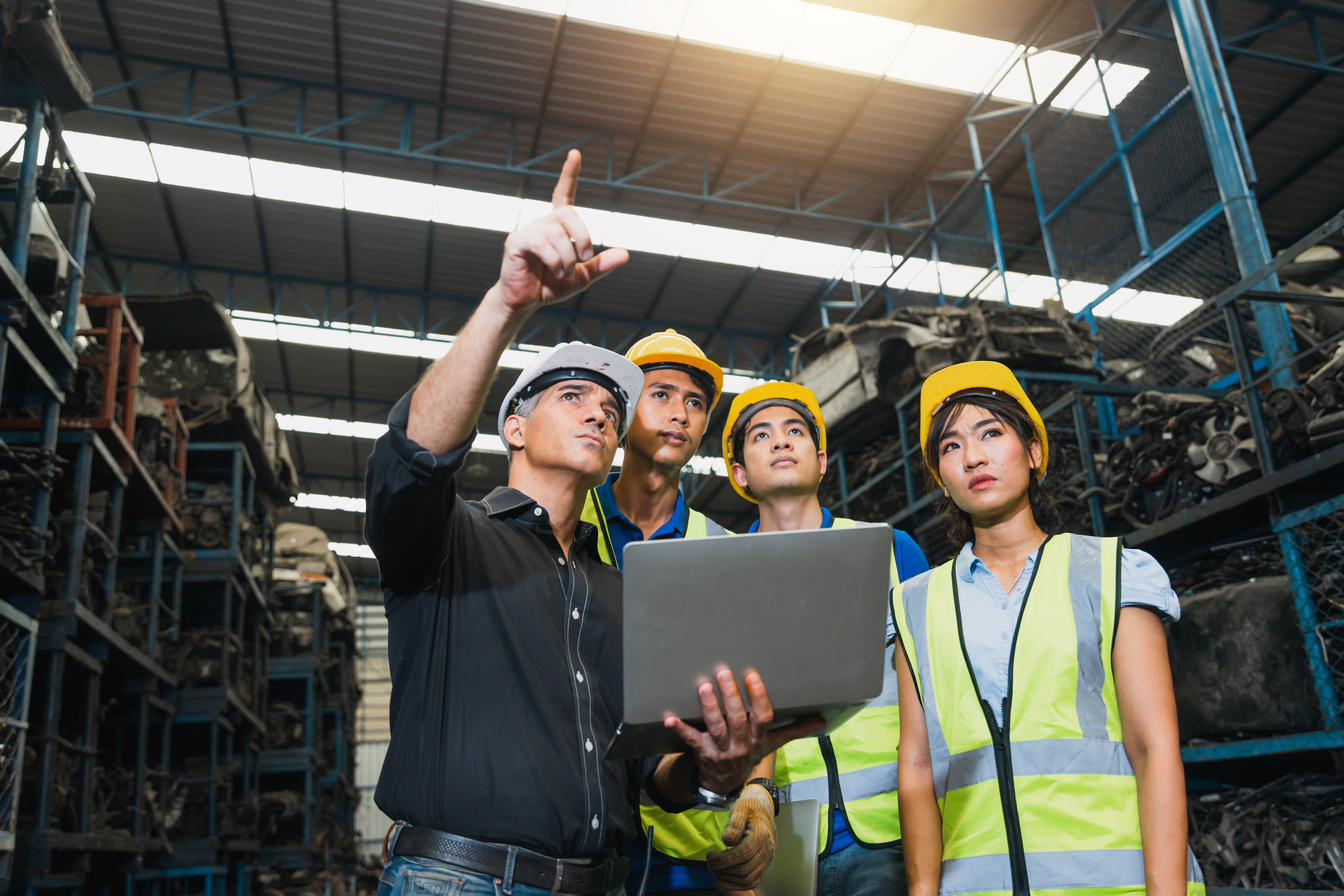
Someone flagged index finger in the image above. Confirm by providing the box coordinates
[552,149,581,209]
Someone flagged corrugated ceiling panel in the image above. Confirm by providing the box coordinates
[258,201,347,281]
[444,3,555,115]
[223,0,337,83]
[337,0,448,100]
[167,187,265,270]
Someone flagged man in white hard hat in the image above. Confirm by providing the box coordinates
[366,150,820,896]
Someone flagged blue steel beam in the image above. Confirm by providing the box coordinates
[1169,0,1298,389]
[71,46,916,236]
[82,252,788,378]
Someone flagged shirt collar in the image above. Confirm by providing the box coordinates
[477,486,600,554]
[594,471,690,537]
[747,505,833,533]
[955,541,1040,583]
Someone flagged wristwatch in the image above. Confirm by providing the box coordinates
[696,785,731,809]
[743,777,780,816]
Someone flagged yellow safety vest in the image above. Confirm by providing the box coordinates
[774,517,902,856]
[892,533,1205,896]
[579,487,730,863]
[580,488,727,569]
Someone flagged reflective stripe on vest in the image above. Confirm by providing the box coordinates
[774,517,901,856]
[892,533,1205,896]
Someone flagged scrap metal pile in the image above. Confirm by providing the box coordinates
[131,292,299,504]
[793,301,1097,439]
[1190,774,1344,889]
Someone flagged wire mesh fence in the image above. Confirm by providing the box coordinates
[1276,499,1344,734]
[0,605,36,850]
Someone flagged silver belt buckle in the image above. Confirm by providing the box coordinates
[551,857,596,896]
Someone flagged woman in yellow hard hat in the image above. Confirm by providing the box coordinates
[891,361,1204,896]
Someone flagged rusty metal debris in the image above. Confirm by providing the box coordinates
[1189,774,1344,889]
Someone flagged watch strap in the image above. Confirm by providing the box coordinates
[743,777,780,816]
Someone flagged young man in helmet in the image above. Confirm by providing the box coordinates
[717,381,930,896]
[365,150,820,896]
[579,330,769,895]
[581,329,730,566]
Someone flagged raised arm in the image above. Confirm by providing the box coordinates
[407,149,629,454]
[366,150,627,589]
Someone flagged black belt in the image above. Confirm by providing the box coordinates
[390,824,629,896]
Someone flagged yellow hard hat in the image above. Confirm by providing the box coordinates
[625,329,725,410]
[919,361,1048,485]
[721,381,827,504]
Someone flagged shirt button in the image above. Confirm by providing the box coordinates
[585,739,593,752]
[1000,603,1007,610]
[558,557,566,566]
[1000,631,1008,641]
[533,507,543,517]
[575,671,584,683]
[591,816,600,830]
[572,608,580,619]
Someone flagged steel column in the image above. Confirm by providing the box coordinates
[1168,0,1297,389]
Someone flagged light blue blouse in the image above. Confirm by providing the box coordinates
[949,540,1181,726]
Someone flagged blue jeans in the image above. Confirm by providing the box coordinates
[816,843,906,896]
[377,855,626,896]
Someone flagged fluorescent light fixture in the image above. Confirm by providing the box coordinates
[296,492,367,513]
[678,0,805,57]
[330,541,375,559]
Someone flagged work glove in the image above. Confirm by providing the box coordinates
[706,783,777,892]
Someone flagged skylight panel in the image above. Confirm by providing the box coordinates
[678,0,806,57]
[432,186,523,231]
[604,212,693,256]
[252,158,344,208]
[344,171,434,220]
[783,4,911,75]
[1093,289,1203,325]
[759,237,855,279]
[567,0,688,36]
[329,542,375,559]
[682,224,774,268]
[889,26,1018,95]
[63,132,159,182]
[152,144,254,195]
[296,493,367,513]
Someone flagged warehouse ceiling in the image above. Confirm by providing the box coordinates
[44,0,1344,578]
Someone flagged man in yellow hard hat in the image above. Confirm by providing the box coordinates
[717,381,929,896]
[580,329,730,565]
[581,329,767,895]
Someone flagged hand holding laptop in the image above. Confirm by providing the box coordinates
[664,666,824,795]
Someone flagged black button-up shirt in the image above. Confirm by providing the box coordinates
[365,388,643,858]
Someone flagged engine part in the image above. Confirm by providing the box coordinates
[1187,413,1257,485]
[1168,576,1319,741]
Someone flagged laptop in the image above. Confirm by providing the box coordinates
[760,800,820,896]
[608,524,893,758]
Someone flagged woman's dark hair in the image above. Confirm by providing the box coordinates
[922,390,1062,551]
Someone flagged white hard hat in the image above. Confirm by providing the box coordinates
[498,342,644,441]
